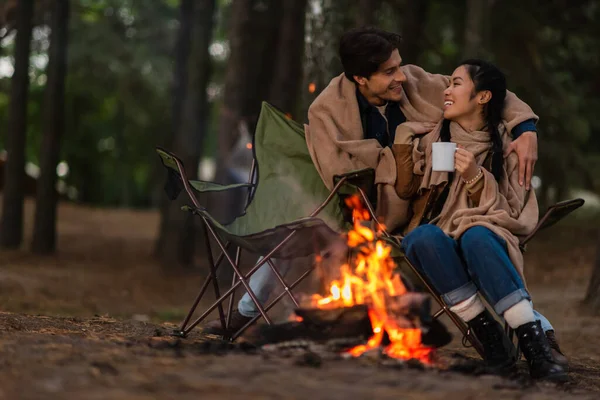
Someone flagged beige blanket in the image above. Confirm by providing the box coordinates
[412,121,539,279]
[305,65,538,233]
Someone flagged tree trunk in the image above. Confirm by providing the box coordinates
[154,0,194,257]
[355,0,381,27]
[31,0,70,254]
[170,0,195,147]
[267,0,308,118]
[212,0,282,223]
[583,234,600,311]
[462,0,492,59]
[155,0,216,269]
[0,0,34,249]
[398,0,430,64]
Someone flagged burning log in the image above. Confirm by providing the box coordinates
[241,292,451,352]
[241,305,373,346]
[386,292,432,330]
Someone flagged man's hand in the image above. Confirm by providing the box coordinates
[504,131,538,190]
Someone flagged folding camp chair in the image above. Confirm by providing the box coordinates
[156,102,366,341]
[158,101,585,361]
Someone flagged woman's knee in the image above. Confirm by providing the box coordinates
[402,224,447,253]
[459,226,502,253]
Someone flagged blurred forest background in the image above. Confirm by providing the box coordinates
[0,0,600,306]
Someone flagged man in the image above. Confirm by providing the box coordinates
[204,26,566,367]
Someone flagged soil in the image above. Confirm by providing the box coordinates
[1,197,600,399]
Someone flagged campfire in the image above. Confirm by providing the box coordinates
[306,195,434,363]
[243,195,446,364]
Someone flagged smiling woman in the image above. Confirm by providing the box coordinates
[392,59,567,382]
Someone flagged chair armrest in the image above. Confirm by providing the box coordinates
[519,198,585,246]
[189,180,253,193]
[156,147,254,201]
[333,168,376,196]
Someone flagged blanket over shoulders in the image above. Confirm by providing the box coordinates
[305,65,538,233]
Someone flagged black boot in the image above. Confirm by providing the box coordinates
[516,321,568,381]
[468,309,516,369]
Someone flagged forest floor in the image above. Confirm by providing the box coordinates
[0,196,599,399]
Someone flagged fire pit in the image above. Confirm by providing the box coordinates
[242,195,451,365]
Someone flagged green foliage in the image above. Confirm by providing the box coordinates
[0,0,598,209]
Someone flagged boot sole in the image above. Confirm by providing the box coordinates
[536,371,569,383]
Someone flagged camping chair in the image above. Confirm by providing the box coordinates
[157,102,362,341]
[157,101,585,360]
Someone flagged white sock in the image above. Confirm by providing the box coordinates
[503,299,535,329]
[449,294,485,322]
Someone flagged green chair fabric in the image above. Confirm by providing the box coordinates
[157,102,353,259]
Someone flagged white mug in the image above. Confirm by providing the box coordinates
[431,142,457,172]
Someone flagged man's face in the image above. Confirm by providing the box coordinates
[354,49,407,106]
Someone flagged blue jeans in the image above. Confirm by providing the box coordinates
[238,257,292,317]
[237,226,554,331]
[403,224,553,331]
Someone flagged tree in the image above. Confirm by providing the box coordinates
[355,0,381,27]
[462,0,492,59]
[155,0,216,268]
[31,0,70,254]
[397,0,430,64]
[0,0,34,249]
[267,0,308,118]
[211,0,282,222]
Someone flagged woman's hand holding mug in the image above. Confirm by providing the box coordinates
[455,145,479,182]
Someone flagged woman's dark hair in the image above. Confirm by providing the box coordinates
[440,59,507,182]
[339,27,402,83]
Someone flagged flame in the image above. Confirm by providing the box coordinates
[310,195,433,363]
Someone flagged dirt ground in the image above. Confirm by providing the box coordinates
[0,197,600,399]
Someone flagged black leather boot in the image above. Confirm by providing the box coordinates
[517,321,568,381]
[468,309,516,369]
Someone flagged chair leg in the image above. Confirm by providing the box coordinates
[204,231,227,332]
[505,321,521,361]
[180,220,300,336]
[226,247,242,329]
[265,258,300,308]
[177,241,231,336]
[203,220,273,324]
[400,255,486,359]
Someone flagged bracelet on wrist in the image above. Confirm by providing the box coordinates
[463,168,482,184]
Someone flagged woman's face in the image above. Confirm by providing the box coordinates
[443,65,479,121]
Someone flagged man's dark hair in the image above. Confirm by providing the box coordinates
[339,27,402,83]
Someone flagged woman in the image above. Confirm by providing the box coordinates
[392,59,566,381]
